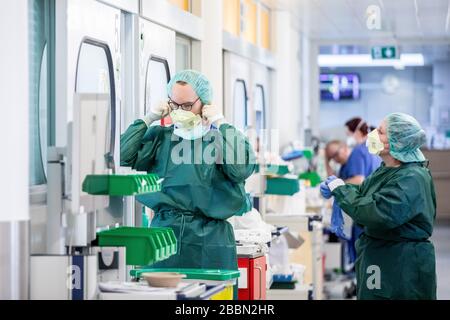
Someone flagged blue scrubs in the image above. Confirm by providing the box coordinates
[338,143,382,267]
[339,143,381,181]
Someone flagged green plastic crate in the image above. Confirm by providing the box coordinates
[265,177,300,195]
[299,171,321,187]
[151,228,176,258]
[302,149,314,160]
[255,164,290,176]
[130,268,240,281]
[82,174,161,196]
[97,227,177,266]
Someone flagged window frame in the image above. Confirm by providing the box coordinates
[74,37,117,166]
[144,55,171,115]
[254,83,267,135]
[233,78,249,129]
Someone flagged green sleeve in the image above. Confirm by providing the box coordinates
[332,175,417,230]
[120,119,148,168]
[218,123,256,183]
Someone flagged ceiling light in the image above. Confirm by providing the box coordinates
[318,54,425,68]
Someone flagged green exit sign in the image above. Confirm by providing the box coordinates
[371,46,398,59]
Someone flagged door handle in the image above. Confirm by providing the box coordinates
[255,265,263,300]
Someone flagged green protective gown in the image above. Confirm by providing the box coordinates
[120,120,256,270]
[332,162,437,300]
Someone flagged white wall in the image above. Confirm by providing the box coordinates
[196,0,223,111]
[302,37,320,138]
[431,61,450,133]
[272,11,304,150]
[0,0,29,222]
[319,66,433,142]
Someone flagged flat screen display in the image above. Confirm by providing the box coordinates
[320,73,360,101]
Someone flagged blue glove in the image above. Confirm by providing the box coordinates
[330,201,351,241]
[320,181,332,199]
[320,175,338,199]
[321,176,350,240]
[326,175,338,185]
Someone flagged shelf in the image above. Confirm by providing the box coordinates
[266,284,312,300]
[265,213,322,233]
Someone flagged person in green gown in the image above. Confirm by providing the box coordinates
[120,70,256,270]
[321,112,437,299]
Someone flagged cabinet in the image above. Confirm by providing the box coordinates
[238,253,266,300]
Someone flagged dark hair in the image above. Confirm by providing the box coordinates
[345,117,369,136]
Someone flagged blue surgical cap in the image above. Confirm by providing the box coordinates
[386,112,426,163]
[167,70,213,104]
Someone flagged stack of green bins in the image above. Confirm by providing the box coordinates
[82,173,161,196]
[97,227,177,266]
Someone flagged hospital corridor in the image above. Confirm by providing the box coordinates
[1,0,450,306]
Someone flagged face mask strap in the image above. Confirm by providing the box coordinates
[355,120,366,134]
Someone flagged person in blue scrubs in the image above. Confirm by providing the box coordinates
[325,118,382,272]
[342,118,382,184]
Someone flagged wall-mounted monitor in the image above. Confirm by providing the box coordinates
[320,73,360,101]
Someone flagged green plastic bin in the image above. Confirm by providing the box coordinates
[82,173,161,196]
[97,227,177,266]
[255,164,290,176]
[265,177,300,195]
[299,171,321,187]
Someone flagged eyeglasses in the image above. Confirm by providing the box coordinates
[168,96,201,111]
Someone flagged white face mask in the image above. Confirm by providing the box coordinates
[170,109,202,129]
[173,124,211,140]
[346,136,357,147]
[366,129,385,155]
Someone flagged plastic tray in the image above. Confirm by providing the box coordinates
[97,227,177,266]
[82,173,161,196]
[265,177,300,195]
[255,164,290,176]
[131,268,240,281]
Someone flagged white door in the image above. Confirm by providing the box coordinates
[224,51,251,132]
[251,62,271,152]
[59,0,122,245]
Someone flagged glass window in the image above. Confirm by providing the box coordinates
[39,44,49,177]
[145,57,170,115]
[75,39,116,168]
[29,0,55,187]
[76,43,111,94]
[254,84,266,136]
[233,79,248,130]
[176,36,191,72]
[30,44,48,186]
